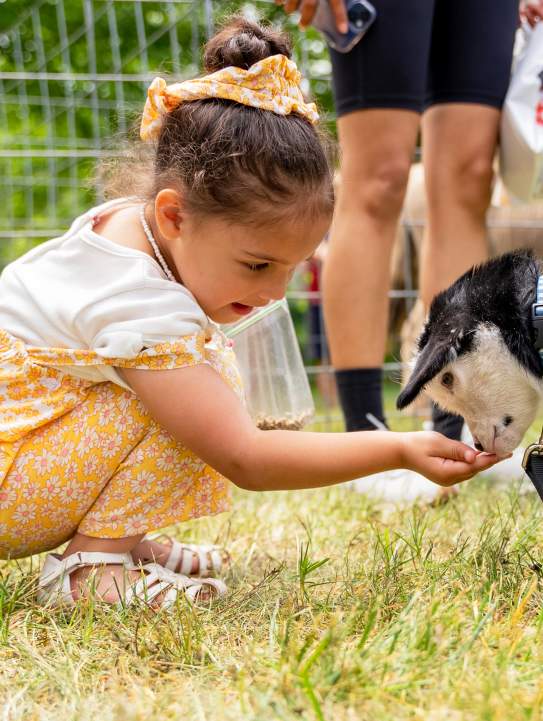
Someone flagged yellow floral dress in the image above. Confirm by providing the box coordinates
[0,326,242,559]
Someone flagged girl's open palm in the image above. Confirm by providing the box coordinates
[401,432,500,487]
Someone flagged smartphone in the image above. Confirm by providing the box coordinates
[312,0,376,53]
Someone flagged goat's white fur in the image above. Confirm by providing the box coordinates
[424,324,543,457]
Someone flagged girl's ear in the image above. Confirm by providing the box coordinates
[396,342,451,409]
[155,188,185,239]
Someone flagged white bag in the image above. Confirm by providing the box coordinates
[500,23,543,203]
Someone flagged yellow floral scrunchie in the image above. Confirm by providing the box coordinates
[140,54,319,142]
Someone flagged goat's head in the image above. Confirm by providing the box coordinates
[397,250,543,457]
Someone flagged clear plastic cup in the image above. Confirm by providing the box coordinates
[224,299,315,430]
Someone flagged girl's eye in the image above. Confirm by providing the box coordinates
[246,262,269,272]
[441,372,454,389]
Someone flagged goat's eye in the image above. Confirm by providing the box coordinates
[503,415,513,427]
[441,372,454,389]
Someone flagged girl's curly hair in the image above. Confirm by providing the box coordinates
[99,16,334,228]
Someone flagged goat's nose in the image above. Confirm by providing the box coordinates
[474,441,483,452]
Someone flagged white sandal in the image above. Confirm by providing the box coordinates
[144,533,229,577]
[37,551,227,608]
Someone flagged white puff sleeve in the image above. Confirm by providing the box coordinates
[75,280,210,370]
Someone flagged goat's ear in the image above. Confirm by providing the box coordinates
[501,329,543,380]
[396,343,451,409]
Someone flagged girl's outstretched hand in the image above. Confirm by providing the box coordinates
[399,431,501,487]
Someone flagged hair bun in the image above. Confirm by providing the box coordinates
[203,16,292,72]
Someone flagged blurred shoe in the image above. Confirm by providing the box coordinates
[346,414,452,505]
[348,468,445,505]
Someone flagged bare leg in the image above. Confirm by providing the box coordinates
[420,103,499,306]
[421,103,500,456]
[62,532,145,603]
[131,537,199,573]
[63,532,144,556]
[62,533,212,602]
[323,109,420,368]
[322,110,420,431]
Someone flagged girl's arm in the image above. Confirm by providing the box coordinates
[120,364,499,491]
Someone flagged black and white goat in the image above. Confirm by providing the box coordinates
[397,250,543,459]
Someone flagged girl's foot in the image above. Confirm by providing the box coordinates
[131,534,229,577]
[37,551,227,608]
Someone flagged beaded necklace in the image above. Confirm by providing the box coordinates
[139,206,176,283]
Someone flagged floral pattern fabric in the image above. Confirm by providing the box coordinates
[140,54,319,142]
[0,328,242,559]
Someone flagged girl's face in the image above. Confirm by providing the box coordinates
[155,190,331,324]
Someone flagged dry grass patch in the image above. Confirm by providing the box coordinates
[2,473,543,720]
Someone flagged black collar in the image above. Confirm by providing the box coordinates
[525,274,543,497]
[532,275,543,351]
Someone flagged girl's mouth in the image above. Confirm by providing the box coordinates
[231,302,254,316]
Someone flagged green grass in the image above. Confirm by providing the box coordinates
[2,471,543,720]
[3,385,543,719]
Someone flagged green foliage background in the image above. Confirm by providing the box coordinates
[0,0,337,349]
[0,0,335,245]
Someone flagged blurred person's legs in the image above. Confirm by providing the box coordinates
[322,110,419,430]
[420,0,518,440]
[421,104,499,439]
[323,0,435,432]
[420,105,499,306]
[323,0,517,435]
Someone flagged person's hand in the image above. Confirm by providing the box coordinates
[275,0,349,33]
[521,1,543,27]
[398,431,502,487]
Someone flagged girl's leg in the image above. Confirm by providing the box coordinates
[130,536,200,573]
[65,420,229,600]
[0,382,152,559]
[0,382,229,567]
[62,531,146,603]
[76,421,229,540]
[57,530,218,604]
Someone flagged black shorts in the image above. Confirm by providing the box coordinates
[330,0,519,117]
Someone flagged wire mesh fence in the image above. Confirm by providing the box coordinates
[0,0,417,430]
[1,1,213,245]
[0,0,335,242]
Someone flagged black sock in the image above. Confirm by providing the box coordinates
[335,368,388,432]
[431,403,464,441]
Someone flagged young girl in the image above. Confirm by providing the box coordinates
[0,18,498,608]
